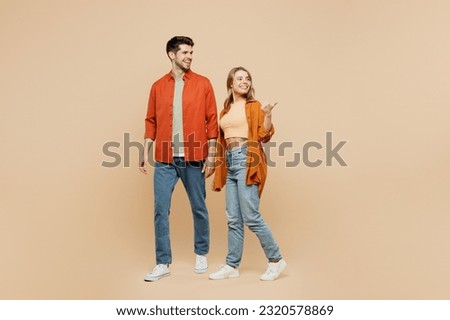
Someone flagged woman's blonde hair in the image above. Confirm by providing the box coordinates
[223,66,256,113]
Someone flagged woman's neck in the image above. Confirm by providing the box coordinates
[232,94,246,104]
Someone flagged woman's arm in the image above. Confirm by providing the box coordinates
[258,101,277,142]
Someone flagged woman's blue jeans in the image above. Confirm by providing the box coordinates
[225,146,282,268]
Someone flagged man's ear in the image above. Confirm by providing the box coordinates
[168,51,175,60]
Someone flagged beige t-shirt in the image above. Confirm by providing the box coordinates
[172,77,185,156]
[219,104,248,139]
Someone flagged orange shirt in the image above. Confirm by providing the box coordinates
[213,100,275,196]
[144,70,218,162]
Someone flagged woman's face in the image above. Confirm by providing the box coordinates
[231,70,251,97]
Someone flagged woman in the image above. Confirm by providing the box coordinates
[209,67,287,281]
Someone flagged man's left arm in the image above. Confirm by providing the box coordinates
[202,81,218,178]
[202,138,217,178]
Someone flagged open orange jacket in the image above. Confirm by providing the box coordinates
[213,100,275,197]
[144,70,218,162]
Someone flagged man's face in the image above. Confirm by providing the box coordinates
[170,44,193,72]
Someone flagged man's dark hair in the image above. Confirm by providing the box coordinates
[166,36,194,55]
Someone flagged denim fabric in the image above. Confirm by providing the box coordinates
[225,146,282,268]
[153,157,209,264]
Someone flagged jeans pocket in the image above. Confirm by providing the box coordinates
[187,160,203,168]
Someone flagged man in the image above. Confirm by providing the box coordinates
[139,36,218,282]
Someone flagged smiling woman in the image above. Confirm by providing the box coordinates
[210,66,286,281]
[2,0,450,301]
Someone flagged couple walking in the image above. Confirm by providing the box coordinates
[139,36,286,282]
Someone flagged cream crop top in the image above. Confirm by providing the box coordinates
[219,104,249,139]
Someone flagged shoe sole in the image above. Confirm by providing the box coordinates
[208,273,240,280]
[144,272,170,282]
[194,268,208,274]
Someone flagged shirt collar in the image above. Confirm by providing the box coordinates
[167,69,192,81]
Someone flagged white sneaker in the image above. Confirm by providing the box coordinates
[194,254,208,274]
[209,265,240,280]
[260,259,287,281]
[144,264,170,282]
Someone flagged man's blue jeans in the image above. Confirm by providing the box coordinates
[153,157,209,265]
[225,146,282,268]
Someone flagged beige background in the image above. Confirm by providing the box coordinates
[1,0,449,299]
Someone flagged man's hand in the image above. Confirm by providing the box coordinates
[139,139,153,174]
[202,155,215,179]
[202,139,217,179]
[139,156,148,174]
